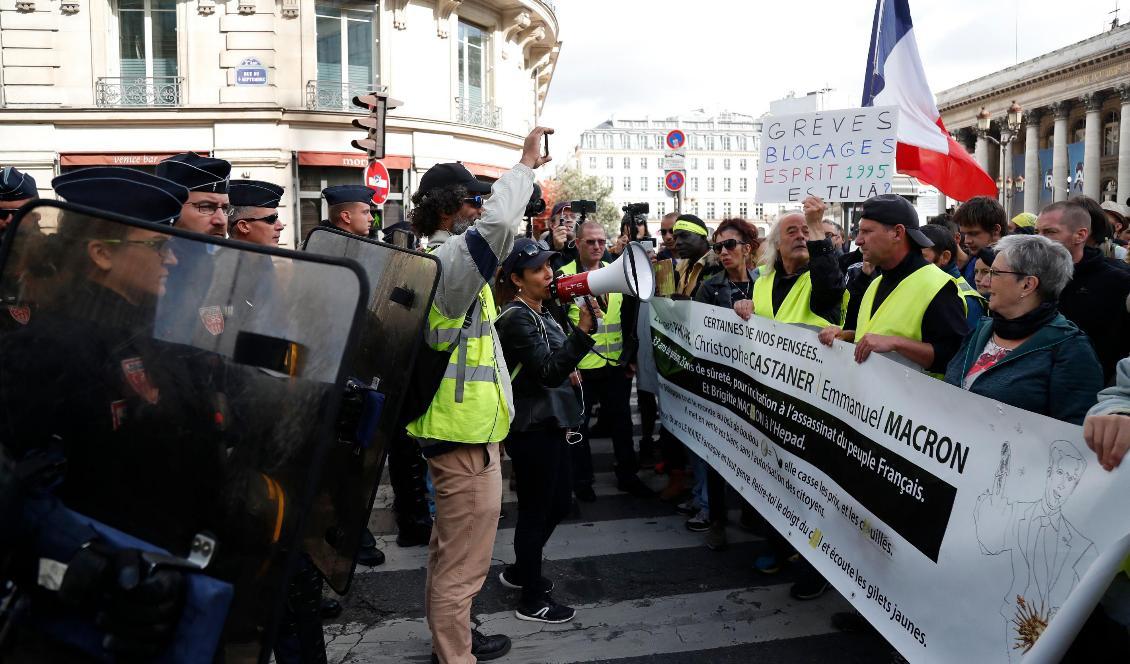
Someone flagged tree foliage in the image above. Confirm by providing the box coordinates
[537,166,620,236]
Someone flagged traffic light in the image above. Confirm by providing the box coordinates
[350,91,402,162]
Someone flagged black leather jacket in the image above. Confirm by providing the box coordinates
[495,300,594,432]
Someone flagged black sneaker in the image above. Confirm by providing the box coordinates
[515,596,576,624]
[471,629,512,661]
[320,597,342,621]
[498,565,554,592]
[789,578,830,601]
[574,484,597,503]
[356,545,385,567]
[395,521,432,548]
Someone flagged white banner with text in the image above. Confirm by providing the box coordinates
[650,298,1130,663]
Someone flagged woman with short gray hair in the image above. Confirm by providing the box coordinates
[944,234,1103,424]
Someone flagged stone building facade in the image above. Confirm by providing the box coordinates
[0,0,560,246]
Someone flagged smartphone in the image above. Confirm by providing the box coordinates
[542,133,550,158]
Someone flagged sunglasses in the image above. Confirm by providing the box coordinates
[100,237,174,257]
[583,238,607,247]
[517,240,551,257]
[463,196,485,208]
[659,228,674,236]
[236,213,280,224]
[188,201,232,216]
[712,239,749,253]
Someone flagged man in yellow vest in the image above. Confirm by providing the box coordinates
[735,196,844,328]
[818,194,969,374]
[558,221,653,501]
[407,127,552,664]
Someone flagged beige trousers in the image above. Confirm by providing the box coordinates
[424,442,502,664]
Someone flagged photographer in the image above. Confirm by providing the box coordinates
[493,238,596,624]
[541,202,578,271]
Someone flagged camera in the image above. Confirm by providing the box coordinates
[571,200,597,216]
[621,202,649,215]
[524,182,546,218]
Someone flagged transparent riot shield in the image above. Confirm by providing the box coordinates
[0,201,368,663]
[302,227,439,593]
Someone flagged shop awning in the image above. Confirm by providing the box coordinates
[297,152,411,170]
[60,152,210,167]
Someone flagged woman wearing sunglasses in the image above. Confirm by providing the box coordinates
[493,238,597,624]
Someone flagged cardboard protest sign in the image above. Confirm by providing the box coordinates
[650,299,1130,663]
[756,106,899,203]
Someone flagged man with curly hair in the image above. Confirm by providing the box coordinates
[407,127,553,664]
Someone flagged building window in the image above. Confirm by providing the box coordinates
[739,178,748,193]
[583,134,596,149]
[623,177,631,191]
[606,156,614,169]
[689,201,699,215]
[723,202,732,218]
[705,135,715,150]
[737,135,749,151]
[707,177,715,192]
[624,157,631,169]
[739,158,747,170]
[656,177,663,191]
[640,176,648,191]
[605,176,614,188]
[588,156,597,169]
[723,178,731,192]
[1104,113,1119,157]
[723,158,731,170]
[691,135,702,150]
[754,203,764,218]
[115,0,179,80]
[689,157,698,169]
[738,202,748,217]
[689,177,698,192]
[456,20,489,116]
[706,202,715,219]
[601,134,613,149]
[707,158,715,170]
[721,136,732,150]
[657,201,666,216]
[640,157,648,169]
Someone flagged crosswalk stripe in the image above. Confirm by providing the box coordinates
[358,514,761,573]
[324,583,852,663]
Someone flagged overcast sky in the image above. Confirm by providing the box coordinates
[539,0,1123,155]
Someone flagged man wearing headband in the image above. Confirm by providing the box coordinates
[819,194,969,375]
[671,214,720,298]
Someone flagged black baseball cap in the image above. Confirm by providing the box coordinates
[500,238,556,280]
[552,201,572,216]
[418,163,492,197]
[860,194,933,247]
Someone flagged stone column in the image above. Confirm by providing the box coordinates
[1024,108,1042,213]
[975,134,990,172]
[1082,93,1104,200]
[1119,85,1130,205]
[1051,101,1070,202]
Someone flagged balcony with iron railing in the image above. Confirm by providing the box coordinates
[305,80,377,111]
[95,77,183,107]
[455,97,502,130]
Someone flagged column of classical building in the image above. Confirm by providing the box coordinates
[1024,108,1042,213]
[1119,84,1130,205]
[1082,93,1104,200]
[1051,101,1070,202]
[975,134,990,171]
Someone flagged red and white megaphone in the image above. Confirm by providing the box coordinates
[551,241,655,302]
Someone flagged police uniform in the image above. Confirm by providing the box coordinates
[153,153,233,344]
[0,167,39,329]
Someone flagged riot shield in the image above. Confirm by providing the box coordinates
[302,227,439,593]
[0,201,367,663]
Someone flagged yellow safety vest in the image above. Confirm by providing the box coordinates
[559,260,622,370]
[406,284,509,444]
[952,275,984,314]
[751,269,834,327]
[856,263,957,342]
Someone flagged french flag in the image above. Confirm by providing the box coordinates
[862,0,997,202]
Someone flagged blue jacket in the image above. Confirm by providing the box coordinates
[944,313,1103,425]
[943,262,984,331]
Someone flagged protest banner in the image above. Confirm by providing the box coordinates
[756,106,899,203]
[650,298,1130,663]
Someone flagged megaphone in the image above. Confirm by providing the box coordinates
[552,241,655,302]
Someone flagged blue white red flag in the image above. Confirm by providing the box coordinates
[863,0,997,202]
